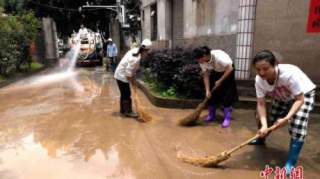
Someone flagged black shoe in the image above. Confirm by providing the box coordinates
[124,112,138,118]
[249,138,266,145]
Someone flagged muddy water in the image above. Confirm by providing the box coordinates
[0,67,319,179]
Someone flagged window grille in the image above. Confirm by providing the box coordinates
[151,4,158,41]
[235,0,257,79]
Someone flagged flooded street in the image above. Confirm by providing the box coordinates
[0,67,319,179]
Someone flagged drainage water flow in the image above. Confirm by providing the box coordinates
[0,34,82,92]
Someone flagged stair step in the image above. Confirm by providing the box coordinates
[235,96,320,113]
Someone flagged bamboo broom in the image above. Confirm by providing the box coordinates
[131,83,152,122]
[177,124,278,167]
[178,86,217,126]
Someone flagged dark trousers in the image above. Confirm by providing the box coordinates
[106,57,117,72]
[208,69,238,107]
[110,57,117,72]
[116,80,132,114]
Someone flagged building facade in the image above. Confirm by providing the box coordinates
[141,0,320,83]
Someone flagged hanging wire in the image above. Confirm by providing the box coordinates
[28,0,110,12]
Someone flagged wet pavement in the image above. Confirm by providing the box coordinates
[0,67,319,179]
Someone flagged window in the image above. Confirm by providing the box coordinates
[151,3,157,41]
[142,10,145,21]
[235,0,257,79]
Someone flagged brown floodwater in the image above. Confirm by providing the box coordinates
[0,67,319,179]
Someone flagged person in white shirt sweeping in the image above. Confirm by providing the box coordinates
[192,46,238,128]
[114,39,152,118]
[250,50,316,175]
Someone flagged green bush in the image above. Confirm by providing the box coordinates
[0,9,40,76]
[0,60,43,82]
[19,61,43,71]
[141,47,205,99]
[161,86,176,98]
[144,79,177,98]
[30,62,43,70]
[0,75,5,82]
[0,0,25,13]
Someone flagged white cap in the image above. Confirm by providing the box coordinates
[108,38,112,41]
[141,39,152,49]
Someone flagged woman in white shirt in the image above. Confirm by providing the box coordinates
[193,46,238,128]
[250,50,316,175]
[114,39,152,118]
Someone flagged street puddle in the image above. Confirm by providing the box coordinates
[2,101,61,120]
[0,134,135,179]
[69,79,102,105]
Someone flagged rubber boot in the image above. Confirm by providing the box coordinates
[221,107,232,128]
[285,139,304,176]
[204,105,216,123]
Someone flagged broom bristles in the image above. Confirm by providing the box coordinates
[177,151,231,167]
[131,84,152,122]
[137,106,152,122]
[178,111,200,126]
[178,102,206,126]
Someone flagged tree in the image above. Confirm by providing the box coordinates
[0,0,26,14]
[0,8,40,76]
[25,0,118,38]
[0,12,22,75]
[123,0,141,35]
[2,0,142,39]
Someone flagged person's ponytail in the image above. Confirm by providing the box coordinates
[201,46,211,55]
[132,46,145,57]
[192,46,212,59]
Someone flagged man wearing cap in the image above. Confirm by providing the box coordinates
[106,38,118,72]
[78,24,88,35]
[114,39,152,118]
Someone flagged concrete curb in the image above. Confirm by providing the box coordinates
[0,67,46,88]
[136,79,319,113]
[136,80,202,108]
[136,79,258,109]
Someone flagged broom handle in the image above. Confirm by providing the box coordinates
[131,82,138,98]
[201,86,218,106]
[226,124,278,154]
[131,82,139,109]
